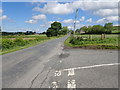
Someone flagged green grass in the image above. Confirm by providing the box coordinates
[112,30,120,34]
[1,34,66,55]
[64,34,119,49]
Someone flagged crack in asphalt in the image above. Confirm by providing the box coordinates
[29,69,44,88]
[40,68,52,88]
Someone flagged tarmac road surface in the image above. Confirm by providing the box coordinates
[2,35,119,88]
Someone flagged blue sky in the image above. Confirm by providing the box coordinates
[1,1,119,32]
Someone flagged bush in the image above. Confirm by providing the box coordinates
[14,38,29,46]
[2,39,15,49]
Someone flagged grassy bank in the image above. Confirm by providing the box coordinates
[64,34,119,49]
[1,34,65,55]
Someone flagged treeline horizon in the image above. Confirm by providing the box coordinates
[75,23,120,34]
[1,31,46,36]
[0,23,119,36]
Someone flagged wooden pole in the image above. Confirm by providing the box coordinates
[101,34,103,40]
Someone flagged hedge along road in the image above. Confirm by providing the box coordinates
[2,35,119,88]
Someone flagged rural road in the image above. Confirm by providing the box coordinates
[2,35,119,88]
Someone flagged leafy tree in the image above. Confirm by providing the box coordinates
[46,21,62,37]
[87,26,92,34]
[71,30,74,34]
[46,28,55,37]
[80,26,88,33]
[51,21,62,36]
[92,25,104,34]
[25,31,36,35]
[104,23,113,34]
[75,29,80,34]
[60,26,68,35]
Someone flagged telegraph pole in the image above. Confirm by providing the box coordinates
[73,9,78,36]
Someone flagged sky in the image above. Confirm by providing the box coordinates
[0,0,119,32]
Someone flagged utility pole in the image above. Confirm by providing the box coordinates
[73,9,78,36]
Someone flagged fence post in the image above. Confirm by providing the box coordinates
[101,34,103,40]
[103,34,106,39]
[89,34,91,40]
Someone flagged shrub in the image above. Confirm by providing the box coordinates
[2,39,15,49]
[14,38,29,46]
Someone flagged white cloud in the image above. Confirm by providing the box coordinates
[96,16,119,24]
[68,26,74,30]
[48,21,55,24]
[63,19,80,24]
[106,16,119,21]
[32,1,118,16]
[33,2,74,14]
[33,0,118,16]
[0,9,3,14]
[41,21,60,28]
[0,15,7,20]
[32,14,46,20]
[80,16,85,22]
[86,18,92,23]
[113,24,119,26]
[25,14,46,24]
[76,1,117,11]
[25,19,38,24]
[68,24,84,30]
[63,19,74,24]
[96,18,108,24]
[94,8,118,16]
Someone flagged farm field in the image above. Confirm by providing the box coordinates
[1,34,65,54]
[64,34,119,49]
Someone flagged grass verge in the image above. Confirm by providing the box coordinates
[64,34,119,50]
[1,35,65,55]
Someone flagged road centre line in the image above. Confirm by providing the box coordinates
[61,63,120,72]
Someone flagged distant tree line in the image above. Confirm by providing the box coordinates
[76,23,115,34]
[46,21,68,37]
[2,31,36,35]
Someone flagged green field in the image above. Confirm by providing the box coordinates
[64,34,119,49]
[1,34,65,55]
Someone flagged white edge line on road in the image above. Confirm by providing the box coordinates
[62,63,120,72]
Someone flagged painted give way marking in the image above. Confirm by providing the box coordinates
[50,63,119,88]
[62,63,120,72]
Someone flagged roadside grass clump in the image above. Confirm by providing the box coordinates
[1,34,66,54]
[2,39,15,50]
[14,38,29,46]
[35,36,49,41]
[2,38,30,50]
[2,36,47,51]
[65,34,119,49]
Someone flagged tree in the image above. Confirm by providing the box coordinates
[80,26,88,33]
[46,21,62,37]
[104,23,113,34]
[25,31,36,35]
[75,29,80,34]
[71,30,74,34]
[46,28,55,37]
[87,26,92,34]
[92,25,104,34]
[60,26,68,35]
[51,21,62,36]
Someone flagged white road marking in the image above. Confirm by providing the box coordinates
[55,70,61,77]
[68,68,75,76]
[60,60,62,63]
[62,63,120,72]
[51,82,58,88]
[67,80,76,88]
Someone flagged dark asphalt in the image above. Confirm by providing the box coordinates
[2,35,119,88]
